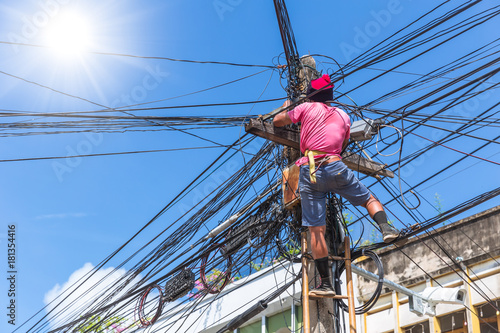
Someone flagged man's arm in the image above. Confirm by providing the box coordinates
[273,111,292,127]
[273,100,293,127]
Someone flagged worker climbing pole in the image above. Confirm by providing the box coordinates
[272,0,351,332]
[246,1,407,332]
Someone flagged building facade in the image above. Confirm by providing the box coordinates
[356,205,500,333]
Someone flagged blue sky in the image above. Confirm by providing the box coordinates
[1,0,499,331]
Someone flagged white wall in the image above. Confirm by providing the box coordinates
[151,262,302,333]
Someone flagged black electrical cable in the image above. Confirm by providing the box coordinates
[0,40,276,69]
[36,143,283,333]
[336,249,384,315]
[18,0,500,331]
[0,146,228,163]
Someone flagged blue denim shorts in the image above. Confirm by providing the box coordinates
[299,161,371,227]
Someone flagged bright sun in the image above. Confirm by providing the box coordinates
[44,11,93,56]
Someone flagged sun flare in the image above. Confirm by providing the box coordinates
[44,11,93,57]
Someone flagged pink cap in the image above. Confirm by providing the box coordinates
[311,74,334,90]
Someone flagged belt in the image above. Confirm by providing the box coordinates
[304,150,341,184]
[315,156,341,166]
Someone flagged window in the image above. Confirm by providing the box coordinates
[238,305,302,333]
[403,320,429,333]
[476,301,499,333]
[438,310,467,333]
[266,309,292,333]
[239,320,261,333]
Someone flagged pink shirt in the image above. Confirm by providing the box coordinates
[288,102,351,166]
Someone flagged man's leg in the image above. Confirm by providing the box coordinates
[299,166,335,296]
[309,225,328,259]
[309,225,335,296]
[363,194,400,243]
[321,163,401,244]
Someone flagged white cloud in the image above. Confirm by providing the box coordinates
[44,263,142,331]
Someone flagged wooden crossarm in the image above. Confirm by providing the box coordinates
[245,119,394,179]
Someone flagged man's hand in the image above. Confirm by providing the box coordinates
[273,100,293,127]
[281,100,291,108]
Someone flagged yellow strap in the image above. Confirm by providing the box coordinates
[304,150,328,184]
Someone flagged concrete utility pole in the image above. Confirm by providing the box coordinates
[293,55,336,333]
